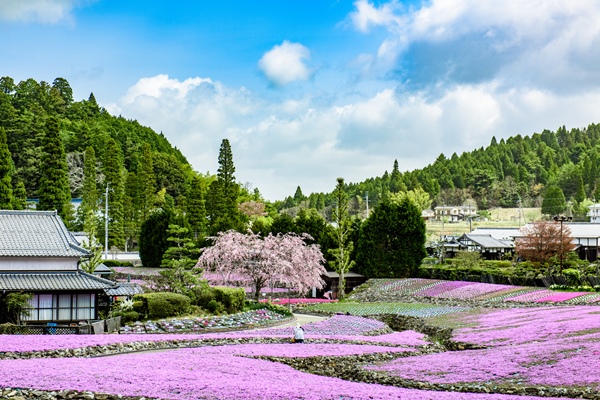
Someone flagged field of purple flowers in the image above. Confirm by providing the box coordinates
[4,277,600,399]
[354,278,600,304]
[2,307,599,399]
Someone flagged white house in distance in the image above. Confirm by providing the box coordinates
[434,205,478,223]
[588,204,600,223]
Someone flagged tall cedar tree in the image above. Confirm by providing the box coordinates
[329,177,355,298]
[138,143,156,222]
[355,197,427,278]
[11,180,26,210]
[207,139,245,234]
[123,171,140,251]
[541,185,567,216]
[139,208,172,268]
[0,127,13,208]
[80,146,98,234]
[37,117,74,225]
[187,175,207,239]
[515,220,576,266]
[389,159,406,193]
[103,137,125,249]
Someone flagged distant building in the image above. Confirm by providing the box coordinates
[434,205,477,222]
[587,204,600,223]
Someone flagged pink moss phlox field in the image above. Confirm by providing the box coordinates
[366,278,600,304]
[213,343,412,357]
[217,314,427,346]
[503,289,554,302]
[0,333,212,352]
[534,291,588,303]
[259,298,336,304]
[0,348,574,400]
[453,306,600,346]
[368,335,600,388]
[377,278,440,294]
[0,315,427,352]
[368,306,600,389]
[435,283,509,299]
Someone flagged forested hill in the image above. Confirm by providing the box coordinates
[0,76,190,200]
[282,123,600,219]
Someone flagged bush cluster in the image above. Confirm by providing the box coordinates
[102,260,135,268]
[132,292,191,319]
[195,286,245,315]
[246,300,292,317]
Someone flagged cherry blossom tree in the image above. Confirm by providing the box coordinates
[196,230,326,300]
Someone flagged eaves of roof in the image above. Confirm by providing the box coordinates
[0,271,116,291]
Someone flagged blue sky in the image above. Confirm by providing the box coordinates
[3,0,600,201]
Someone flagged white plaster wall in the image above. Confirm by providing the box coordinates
[0,257,79,271]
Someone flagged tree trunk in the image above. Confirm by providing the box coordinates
[338,271,345,299]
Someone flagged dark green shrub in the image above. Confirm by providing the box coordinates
[102,260,134,268]
[113,310,139,323]
[133,292,191,319]
[262,301,292,317]
[212,286,245,313]
[562,268,581,287]
[191,282,215,308]
[206,299,225,314]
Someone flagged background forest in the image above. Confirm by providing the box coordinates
[0,76,598,276]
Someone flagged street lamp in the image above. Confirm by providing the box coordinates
[553,215,573,273]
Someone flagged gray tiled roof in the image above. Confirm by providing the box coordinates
[462,234,513,249]
[0,210,90,257]
[105,283,144,296]
[93,263,112,273]
[0,271,116,291]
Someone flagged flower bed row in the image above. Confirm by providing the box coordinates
[354,278,600,304]
[120,309,287,334]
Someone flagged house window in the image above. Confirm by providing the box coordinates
[58,294,72,320]
[24,294,54,321]
[24,293,96,322]
[75,293,95,319]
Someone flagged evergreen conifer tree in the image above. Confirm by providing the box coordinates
[80,146,98,227]
[11,180,26,210]
[389,159,406,193]
[37,117,73,225]
[207,139,245,234]
[138,143,156,222]
[329,177,355,298]
[355,197,427,278]
[542,185,567,216]
[187,175,207,240]
[0,127,13,209]
[102,137,125,249]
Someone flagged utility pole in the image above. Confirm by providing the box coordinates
[104,183,109,259]
[365,191,369,219]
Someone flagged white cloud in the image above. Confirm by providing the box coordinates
[0,0,82,24]
[349,0,403,33]
[258,41,312,86]
[350,0,600,93]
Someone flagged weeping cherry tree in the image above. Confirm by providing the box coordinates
[196,230,326,301]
